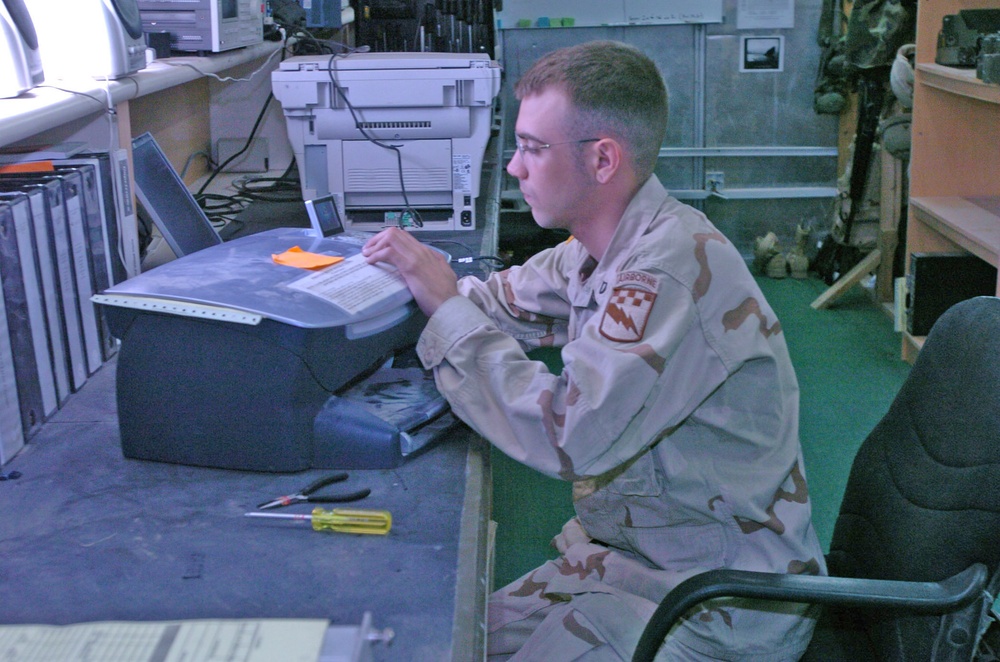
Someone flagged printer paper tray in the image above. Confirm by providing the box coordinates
[313,364,457,469]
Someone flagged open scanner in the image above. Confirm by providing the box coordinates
[94,228,453,472]
[271,52,501,232]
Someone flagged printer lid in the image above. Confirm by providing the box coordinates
[96,228,417,329]
[276,51,497,73]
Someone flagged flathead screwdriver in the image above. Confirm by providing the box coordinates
[245,507,392,535]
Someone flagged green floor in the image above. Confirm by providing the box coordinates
[490,276,913,589]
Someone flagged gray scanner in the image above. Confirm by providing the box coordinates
[95,227,452,472]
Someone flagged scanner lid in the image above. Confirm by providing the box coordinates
[97,228,417,329]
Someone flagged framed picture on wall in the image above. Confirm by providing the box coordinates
[740,36,784,72]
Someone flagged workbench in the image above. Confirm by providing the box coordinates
[0,358,492,660]
[0,142,503,661]
[0,34,508,659]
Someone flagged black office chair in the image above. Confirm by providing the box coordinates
[634,296,1000,662]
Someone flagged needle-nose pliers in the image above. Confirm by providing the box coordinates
[256,473,370,510]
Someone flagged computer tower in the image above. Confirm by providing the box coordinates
[907,252,997,336]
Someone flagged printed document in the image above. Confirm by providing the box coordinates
[0,619,328,662]
[287,253,409,315]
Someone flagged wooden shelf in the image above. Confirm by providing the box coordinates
[0,41,282,150]
[902,0,1000,362]
[903,331,926,363]
[917,63,1000,104]
[910,197,1000,267]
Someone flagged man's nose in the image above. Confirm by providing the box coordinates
[506,149,526,179]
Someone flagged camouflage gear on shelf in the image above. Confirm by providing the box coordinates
[843,0,916,72]
[417,176,826,660]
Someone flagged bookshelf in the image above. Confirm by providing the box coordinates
[904,0,1000,361]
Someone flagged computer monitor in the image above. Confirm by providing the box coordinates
[131,132,222,258]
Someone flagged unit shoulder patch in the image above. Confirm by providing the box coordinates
[615,270,660,291]
[600,286,657,343]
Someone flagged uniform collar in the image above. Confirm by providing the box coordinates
[591,176,670,275]
[570,176,670,299]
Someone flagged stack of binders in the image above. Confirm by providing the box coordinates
[0,148,135,463]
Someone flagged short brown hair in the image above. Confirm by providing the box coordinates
[515,41,668,178]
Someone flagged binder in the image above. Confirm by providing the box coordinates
[1,196,59,416]
[54,170,103,374]
[58,152,129,286]
[112,148,141,278]
[0,287,24,464]
[55,165,110,296]
[0,191,70,404]
[0,202,44,439]
[0,177,88,392]
[0,172,102,376]
[54,161,117,361]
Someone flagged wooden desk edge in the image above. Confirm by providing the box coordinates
[451,434,493,661]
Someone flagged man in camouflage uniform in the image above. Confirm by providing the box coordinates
[363,40,825,661]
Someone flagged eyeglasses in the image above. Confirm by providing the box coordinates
[514,137,599,157]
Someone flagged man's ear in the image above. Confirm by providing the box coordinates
[592,138,623,185]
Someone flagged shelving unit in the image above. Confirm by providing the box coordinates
[0,43,289,459]
[903,0,1000,361]
[1,41,287,189]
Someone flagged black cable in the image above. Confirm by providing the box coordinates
[429,240,506,271]
[325,52,424,228]
[287,27,335,55]
[229,158,302,204]
[195,165,301,226]
[198,193,247,214]
[193,29,302,201]
[195,90,276,197]
[186,36,296,226]
[195,192,248,227]
[274,21,358,57]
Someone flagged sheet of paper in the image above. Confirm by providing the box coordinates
[0,619,328,662]
[286,252,409,315]
[496,0,722,27]
[737,0,795,29]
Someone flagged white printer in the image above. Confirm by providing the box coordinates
[272,52,501,232]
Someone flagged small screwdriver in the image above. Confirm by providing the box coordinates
[245,507,392,535]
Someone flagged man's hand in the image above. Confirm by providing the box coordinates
[362,227,459,317]
[552,517,592,554]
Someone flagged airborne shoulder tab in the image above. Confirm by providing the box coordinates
[615,270,659,292]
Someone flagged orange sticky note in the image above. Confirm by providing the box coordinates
[272,246,344,270]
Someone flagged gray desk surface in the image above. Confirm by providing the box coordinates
[0,129,503,660]
[0,359,492,661]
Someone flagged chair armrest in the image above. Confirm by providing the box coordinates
[632,563,987,662]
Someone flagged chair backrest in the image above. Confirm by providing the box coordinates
[827,296,1000,659]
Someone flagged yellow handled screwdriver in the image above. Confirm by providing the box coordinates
[245,507,392,535]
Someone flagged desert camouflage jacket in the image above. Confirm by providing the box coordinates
[417,176,825,655]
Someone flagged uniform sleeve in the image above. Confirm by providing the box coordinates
[454,245,573,350]
[417,255,731,482]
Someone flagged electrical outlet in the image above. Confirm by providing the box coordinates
[705,171,725,192]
